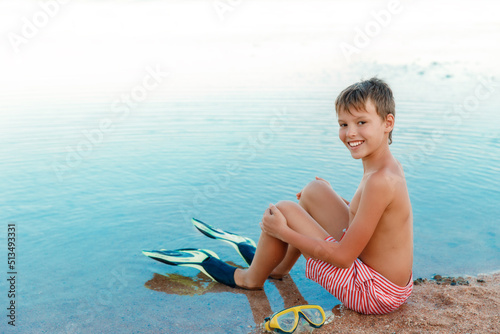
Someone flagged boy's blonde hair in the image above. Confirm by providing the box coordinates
[335,77,396,145]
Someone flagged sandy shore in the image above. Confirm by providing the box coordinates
[145,271,499,333]
[316,273,500,334]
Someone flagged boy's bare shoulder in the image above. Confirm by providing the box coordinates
[351,160,407,214]
[366,165,404,190]
[362,162,407,205]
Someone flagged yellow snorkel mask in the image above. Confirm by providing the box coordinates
[264,305,326,333]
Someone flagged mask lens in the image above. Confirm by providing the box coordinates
[301,308,325,326]
[276,311,297,332]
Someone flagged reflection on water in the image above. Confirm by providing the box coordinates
[145,271,309,332]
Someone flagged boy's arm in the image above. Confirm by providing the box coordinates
[272,172,393,268]
[332,172,395,266]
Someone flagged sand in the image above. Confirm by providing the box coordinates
[316,273,500,334]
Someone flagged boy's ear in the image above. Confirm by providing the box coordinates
[384,114,395,133]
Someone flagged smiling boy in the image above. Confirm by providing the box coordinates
[234,77,414,314]
[144,78,413,315]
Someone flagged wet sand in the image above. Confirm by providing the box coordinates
[317,273,500,334]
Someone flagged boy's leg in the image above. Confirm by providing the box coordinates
[298,179,349,240]
[270,180,349,277]
[234,231,288,289]
[269,245,301,279]
[235,199,331,289]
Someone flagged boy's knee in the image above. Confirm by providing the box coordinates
[276,200,297,212]
[301,180,329,202]
[276,201,305,220]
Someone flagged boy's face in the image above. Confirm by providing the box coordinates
[337,99,393,159]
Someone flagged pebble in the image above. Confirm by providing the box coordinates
[413,278,425,285]
[431,274,470,286]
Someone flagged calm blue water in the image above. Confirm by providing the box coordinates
[1,64,499,333]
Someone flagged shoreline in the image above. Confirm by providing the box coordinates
[315,272,500,333]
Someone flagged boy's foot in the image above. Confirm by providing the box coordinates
[142,248,237,288]
[192,218,256,266]
[268,273,287,280]
[233,268,264,290]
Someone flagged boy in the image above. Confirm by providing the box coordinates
[144,78,413,315]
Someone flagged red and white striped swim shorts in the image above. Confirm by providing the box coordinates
[305,236,413,315]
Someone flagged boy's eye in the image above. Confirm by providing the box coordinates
[339,123,347,128]
[358,121,366,125]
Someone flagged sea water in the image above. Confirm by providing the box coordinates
[2,73,499,333]
[1,0,499,333]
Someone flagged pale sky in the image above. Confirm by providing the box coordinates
[1,0,499,102]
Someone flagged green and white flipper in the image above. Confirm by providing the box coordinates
[142,248,237,287]
[192,218,256,266]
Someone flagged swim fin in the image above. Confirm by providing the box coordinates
[142,248,237,288]
[192,218,256,266]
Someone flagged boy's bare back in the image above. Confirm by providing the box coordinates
[348,160,413,287]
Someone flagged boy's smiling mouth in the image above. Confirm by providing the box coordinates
[348,140,364,148]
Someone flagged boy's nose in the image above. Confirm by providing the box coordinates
[346,127,357,137]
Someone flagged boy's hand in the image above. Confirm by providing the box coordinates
[260,204,288,240]
[296,176,331,200]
